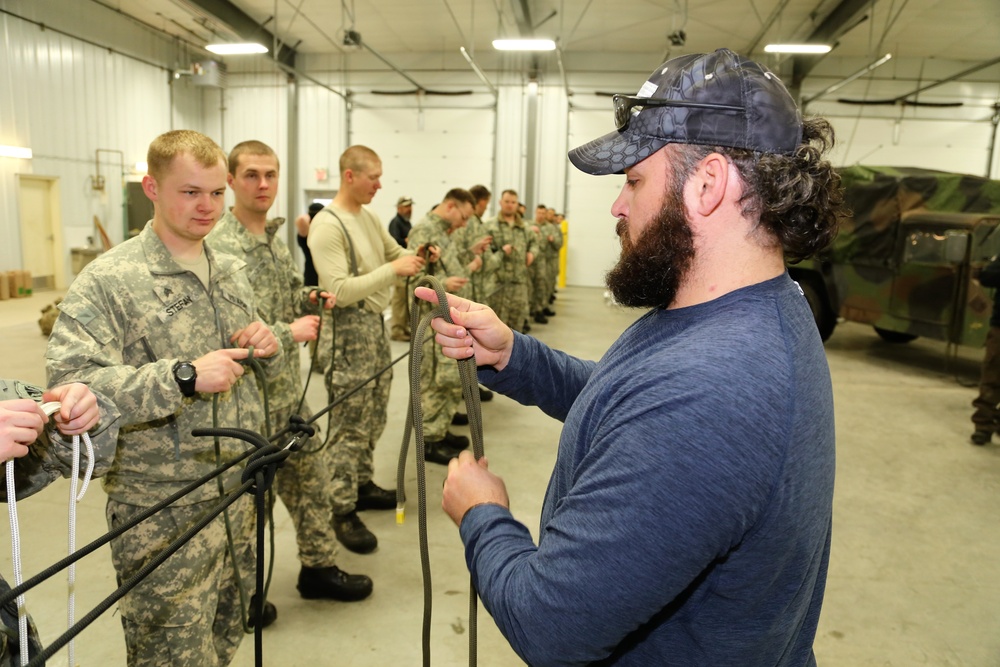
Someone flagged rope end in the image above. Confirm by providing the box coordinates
[395,506,405,524]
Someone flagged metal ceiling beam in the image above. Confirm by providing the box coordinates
[509,0,535,36]
[182,0,296,67]
[790,0,871,89]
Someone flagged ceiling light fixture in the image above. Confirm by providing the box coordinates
[492,39,556,52]
[764,44,832,54]
[0,145,32,159]
[205,43,268,55]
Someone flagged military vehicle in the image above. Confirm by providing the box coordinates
[788,166,1000,345]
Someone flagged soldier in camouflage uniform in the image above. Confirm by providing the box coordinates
[206,140,373,601]
[451,185,498,306]
[45,130,280,667]
[528,205,550,324]
[407,189,486,463]
[308,145,425,554]
[483,189,537,333]
[543,208,563,308]
[450,185,498,403]
[0,380,119,665]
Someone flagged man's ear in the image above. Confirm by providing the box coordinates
[691,153,729,217]
[141,174,158,203]
[226,172,236,189]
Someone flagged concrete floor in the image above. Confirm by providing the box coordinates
[1,284,999,666]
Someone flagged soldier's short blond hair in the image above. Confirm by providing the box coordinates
[147,130,226,181]
[339,145,380,176]
[228,140,280,175]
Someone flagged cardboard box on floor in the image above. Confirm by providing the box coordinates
[4,270,32,298]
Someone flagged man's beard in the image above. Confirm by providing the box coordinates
[605,177,695,309]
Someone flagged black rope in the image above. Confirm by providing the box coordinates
[0,446,256,609]
[25,477,255,666]
[394,275,485,667]
[0,428,286,665]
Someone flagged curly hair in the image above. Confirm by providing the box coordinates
[673,117,845,261]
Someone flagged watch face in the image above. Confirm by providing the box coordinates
[177,364,196,381]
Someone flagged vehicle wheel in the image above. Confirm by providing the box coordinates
[873,327,917,343]
[799,280,836,342]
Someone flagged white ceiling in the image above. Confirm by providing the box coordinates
[106,0,1000,85]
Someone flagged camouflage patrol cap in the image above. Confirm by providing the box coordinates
[568,48,803,175]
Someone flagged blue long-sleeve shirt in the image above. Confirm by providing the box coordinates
[466,273,835,666]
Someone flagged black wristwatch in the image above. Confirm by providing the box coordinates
[172,361,198,397]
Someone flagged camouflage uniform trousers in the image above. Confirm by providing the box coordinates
[419,334,463,440]
[390,275,411,340]
[548,250,560,296]
[324,307,392,514]
[492,280,530,333]
[315,308,334,377]
[972,325,1000,432]
[270,403,340,568]
[106,494,255,667]
[530,253,550,314]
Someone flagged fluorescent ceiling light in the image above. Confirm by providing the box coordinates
[0,145,32,159]
[493,39,556,51]
[205,43,268,55]
[764,44,832,54]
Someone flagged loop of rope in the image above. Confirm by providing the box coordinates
[6,401,96,666]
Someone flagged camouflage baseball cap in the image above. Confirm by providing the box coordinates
[568,48,802,175]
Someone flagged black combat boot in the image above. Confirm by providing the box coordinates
[423,439,460,465]
[334,511,377,554]
[248,594,277,628]
[356,480,396,511]
[297,565,373,601]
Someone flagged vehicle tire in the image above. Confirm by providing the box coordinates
[873,326,917,343]
[799,280,836,342]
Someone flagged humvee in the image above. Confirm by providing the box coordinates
[788,166,1000,345]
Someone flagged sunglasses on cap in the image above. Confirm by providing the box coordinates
[612,94,744,131]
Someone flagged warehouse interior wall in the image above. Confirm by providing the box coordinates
[1,1,999,288]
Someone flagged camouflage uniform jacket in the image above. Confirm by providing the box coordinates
[408,213,473,300]
[451,213,501,303]
[484,215,538,284]
[207,211,318,413]
[541,221,563,258]
[45,222,272,506]
[0,378,120,501]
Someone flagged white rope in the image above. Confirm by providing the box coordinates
[67,425,94,667]
[5,402,96,666]
[6,458,28,666]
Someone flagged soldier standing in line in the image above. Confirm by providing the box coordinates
[407,188,486,463]
[529,205,550,325]
[388,196,415,342]
[451,185,497,403]
[207,140,373,601]
[308,145,425,554]
[542,207,563,314]
[483,189,537,333]
[451,186,497,306]
[46,129,280,667]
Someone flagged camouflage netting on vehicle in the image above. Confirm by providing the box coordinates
[831,166,1000,265]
